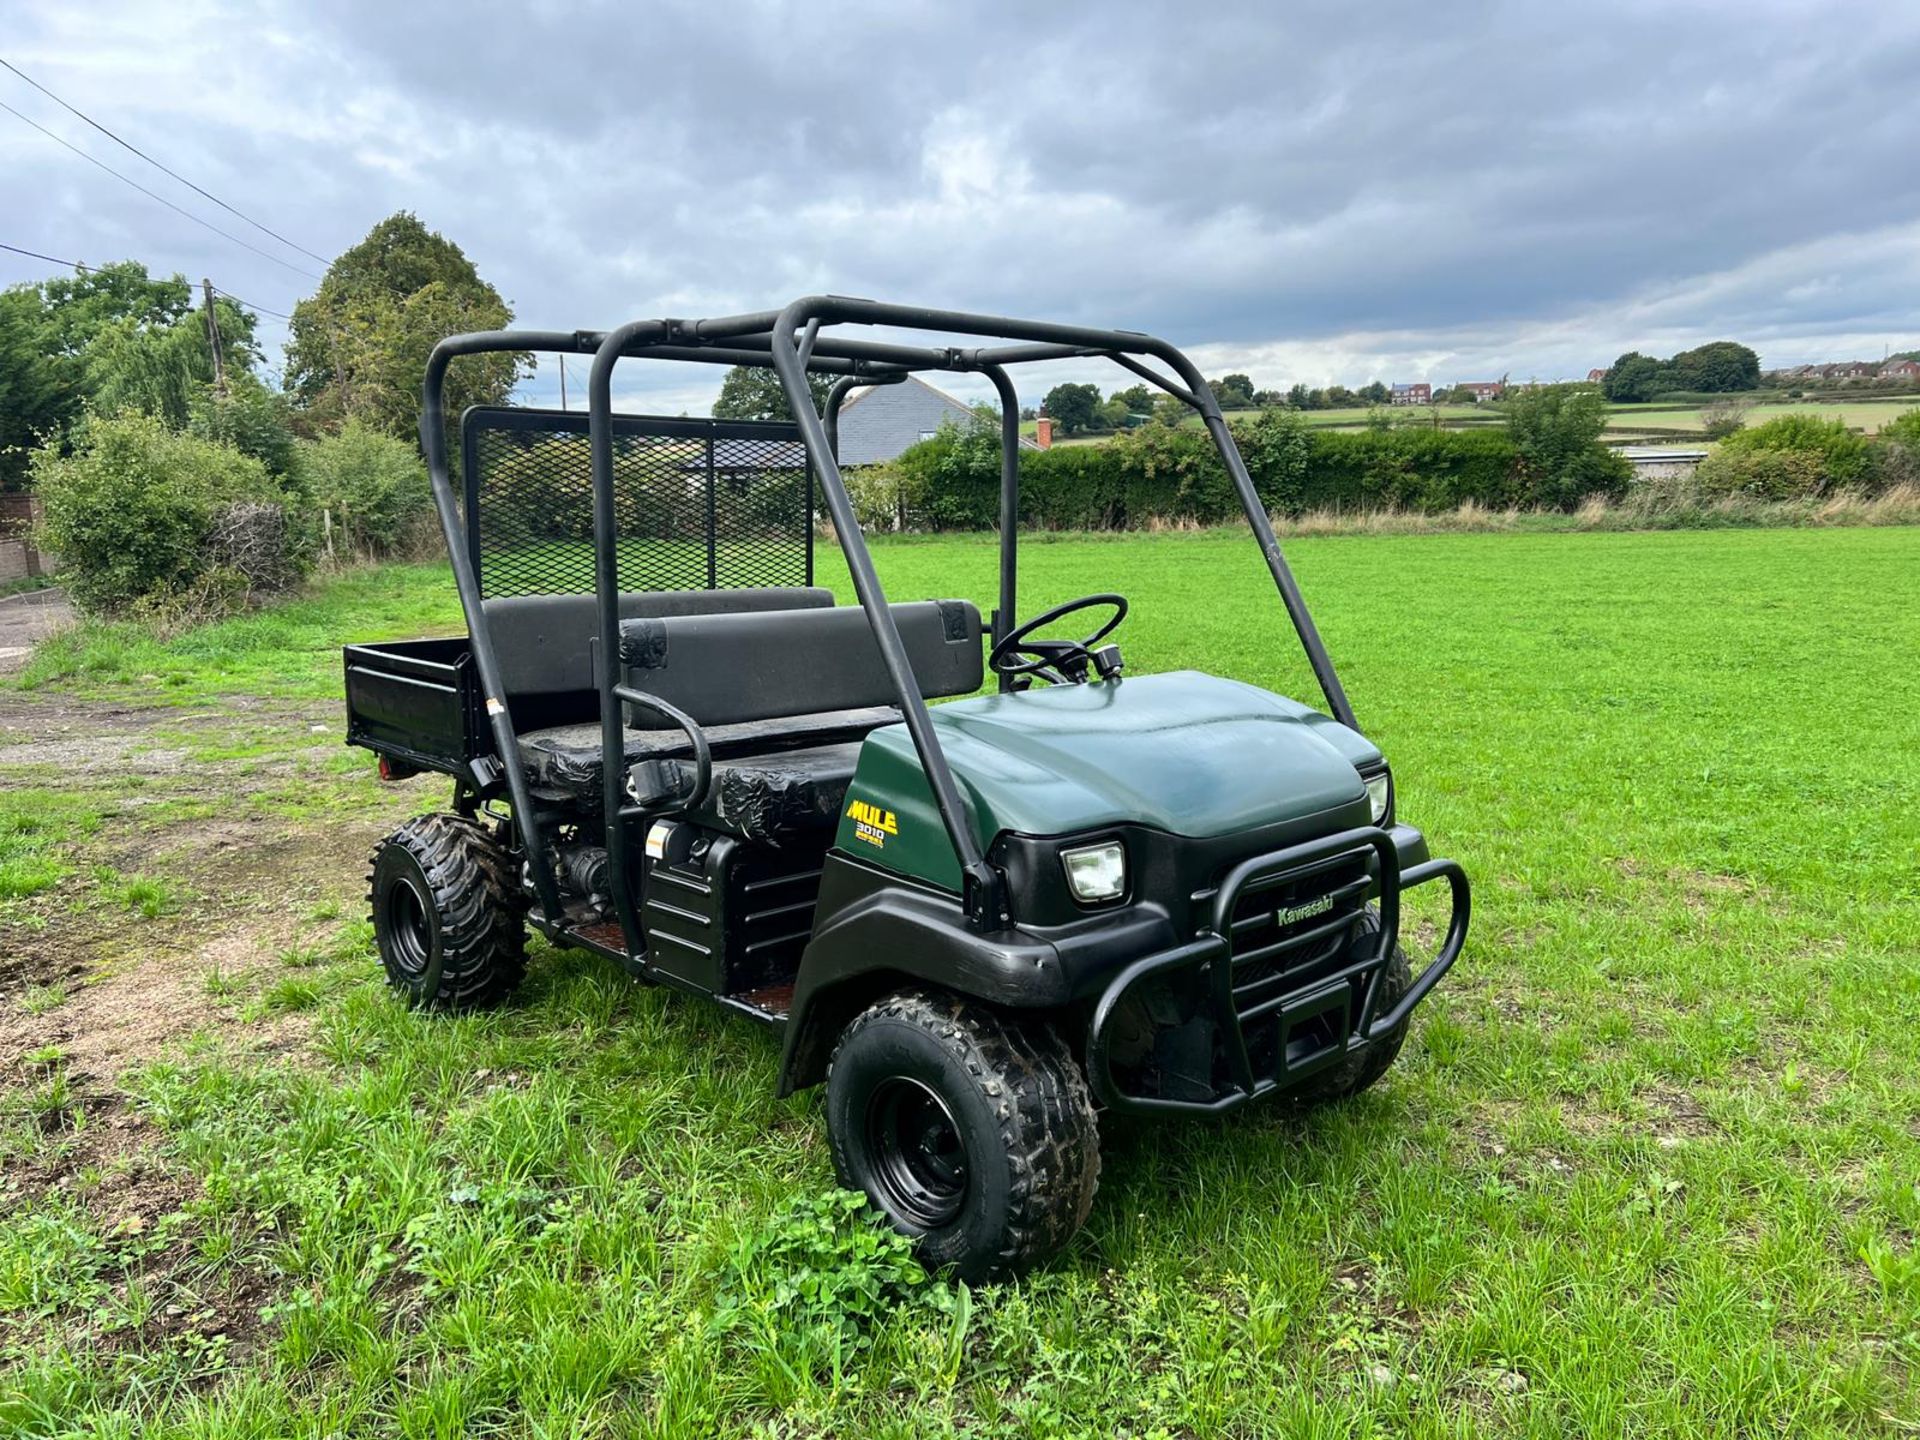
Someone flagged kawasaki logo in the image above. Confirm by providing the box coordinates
[1274,894,1336,927]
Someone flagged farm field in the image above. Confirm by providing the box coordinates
[1600,398,1920,440]
[3,527,1918,1436]
[1020,396,1920,445]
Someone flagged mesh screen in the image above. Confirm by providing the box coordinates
[461,408,812,599]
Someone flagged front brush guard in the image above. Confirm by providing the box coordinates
[1086,825,1469,1116]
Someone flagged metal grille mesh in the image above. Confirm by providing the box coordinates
[463,410,811,599]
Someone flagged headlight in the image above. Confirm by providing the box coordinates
[1061,840,1126,903]
[1363,770,1392,824]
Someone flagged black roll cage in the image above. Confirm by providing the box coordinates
[419,297,1359,949]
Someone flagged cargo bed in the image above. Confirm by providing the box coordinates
[343,637,496,782]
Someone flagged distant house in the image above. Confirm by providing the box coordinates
[1878,358,1920,381]
[1458,381,1503,403]
[1822,362,1875,381]
[1586,368,1609,384]
[1390,382,1431,406]
[834,376,1039,466]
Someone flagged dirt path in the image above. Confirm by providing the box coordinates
[0,588,73,672]
[0,676,417,1254]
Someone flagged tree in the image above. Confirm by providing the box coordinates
[36,261,193,357]
[80,297,257,430]
[1502,383,1630,507]
[711,364,834,421]
[1667,341,1760,393]
[1324,384,1356,409]
[0,288,76,491]
[1698,396,1752,440]
[286,213,525,439]
[1601,351,1665,403]
[1041,382,1102,435]
[1110,383,1155,418]
[2,261,223,488]
[1285,383,1312,410]
[189,374,300,479]
[1208,373,1256,410]
[1359,381,1390,405]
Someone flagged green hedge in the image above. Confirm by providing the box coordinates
[866,412,1572,531]
[31,411,307,615]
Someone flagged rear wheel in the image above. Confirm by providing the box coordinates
[826,989,1099,1281]
[368,814,526,1011]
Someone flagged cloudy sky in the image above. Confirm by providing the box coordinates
[5,0,1918,413]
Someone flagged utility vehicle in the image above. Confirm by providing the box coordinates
[344,298,1470,1278]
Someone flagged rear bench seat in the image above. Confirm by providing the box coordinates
[493,586,869,793]
[612,599,982,843]
[509,597,983,844]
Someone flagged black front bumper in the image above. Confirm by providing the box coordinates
[1085,824,1469,1116]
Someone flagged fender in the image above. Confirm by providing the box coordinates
[778,851,1177,1094]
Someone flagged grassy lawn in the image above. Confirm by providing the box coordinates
[3,527,1917,1435]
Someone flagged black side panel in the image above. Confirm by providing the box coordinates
[343,638,489,774]
[643,830,829,1001]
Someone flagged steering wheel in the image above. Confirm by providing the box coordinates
[989,594,1129,685]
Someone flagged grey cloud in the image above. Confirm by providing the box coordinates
[3,0,1916,406]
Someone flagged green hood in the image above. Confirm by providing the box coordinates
[836,672,1380,890]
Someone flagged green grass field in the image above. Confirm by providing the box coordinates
[1601,398,1920,439]
[4,527,1919,1435]
[1021,397,1920,446]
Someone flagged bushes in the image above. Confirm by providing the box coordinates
[188,377,300,480]
[1712,415,1873,492]
[1872,411,1920,491]
[869,407,1606,531]
[298,421,435,557]
[32,412,305,616]
[1694,447,1829,502]
[1699,397,1750,440]
[1501,385,1631,509]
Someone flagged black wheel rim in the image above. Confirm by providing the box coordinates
[865,1076,969,1229]
[385,875,432,979]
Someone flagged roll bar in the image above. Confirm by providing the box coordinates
[419,300,1359,950]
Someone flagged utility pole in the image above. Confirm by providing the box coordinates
[558,354,569,411]
[201,278,227,393]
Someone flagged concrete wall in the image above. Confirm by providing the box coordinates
[0,496,55,582]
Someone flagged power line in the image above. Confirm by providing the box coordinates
[0,55,330,268]
[0,97,322,280]
[0,239,84,269]
[213,285,294,321]
[3,239,296,326]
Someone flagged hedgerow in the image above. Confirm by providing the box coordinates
[861,411,1563,531]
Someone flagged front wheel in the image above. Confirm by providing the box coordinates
[826,989,1099,1281]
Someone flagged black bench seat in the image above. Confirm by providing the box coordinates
[516,706,899,797]
[652,742,865,844]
